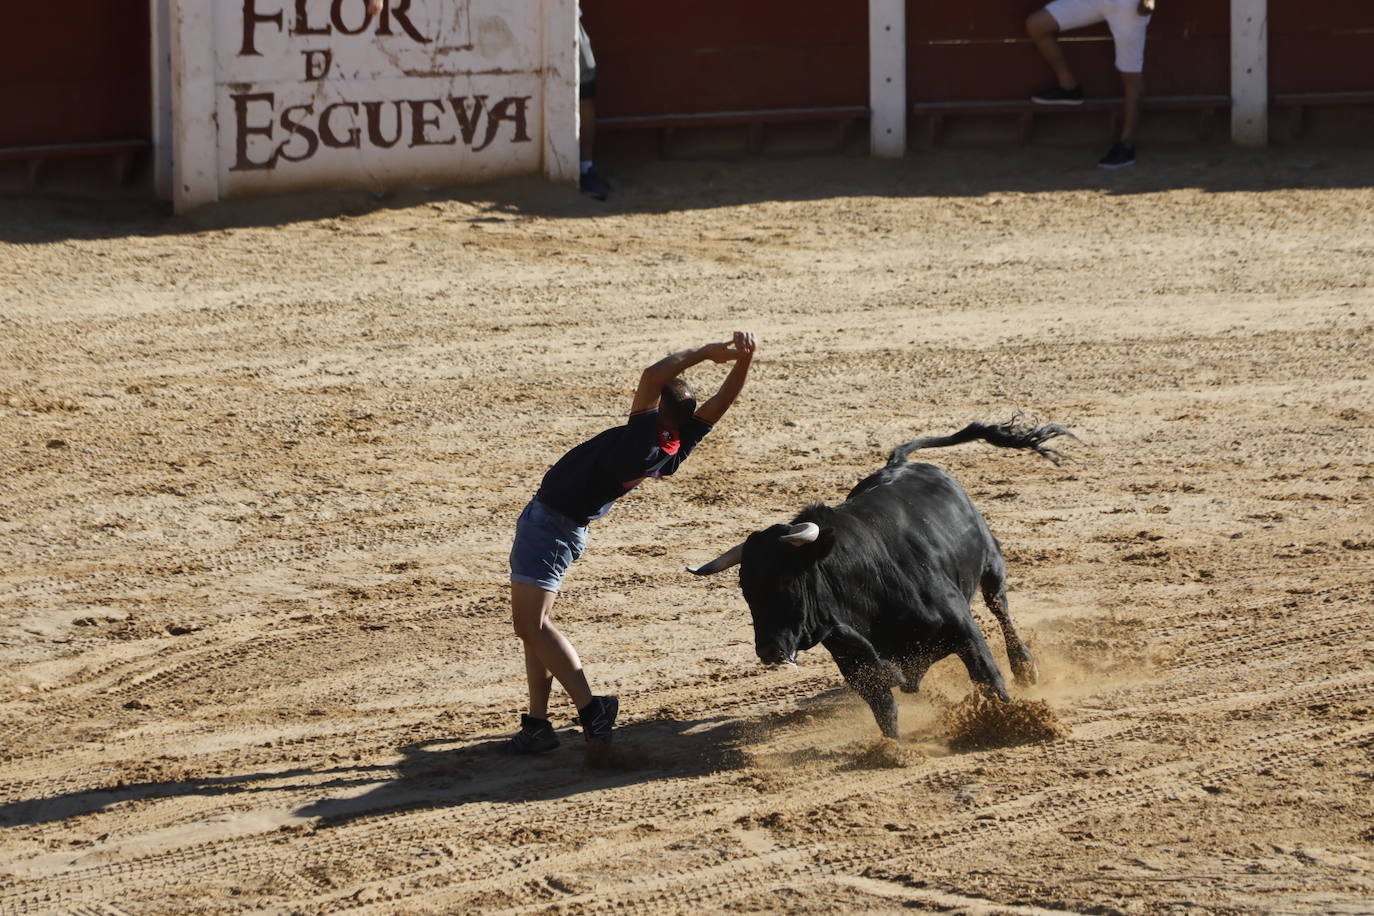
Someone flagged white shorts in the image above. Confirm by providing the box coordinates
[1044,0,1151,73]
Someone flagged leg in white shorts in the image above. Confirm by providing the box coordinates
[1044,0,1151,72]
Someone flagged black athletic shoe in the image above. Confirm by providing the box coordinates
[1031,84,1084,105]
[499,714,560,754]
[579,166,609,201]
[578,695,618,742]
[1097,142,1137,169]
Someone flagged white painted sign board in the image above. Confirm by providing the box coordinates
[171,0,577,212]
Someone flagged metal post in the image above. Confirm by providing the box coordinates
[869,0,906,158]
[1231,0,1269,147]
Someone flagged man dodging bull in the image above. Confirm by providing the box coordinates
[503,333,757,754]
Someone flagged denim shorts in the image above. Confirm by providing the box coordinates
[509,499,589,593]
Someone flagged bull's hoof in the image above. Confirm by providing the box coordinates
[977,683,1011,704]
[1009,645,1039,688]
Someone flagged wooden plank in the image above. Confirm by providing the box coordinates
[1271,90,1374,142]
[598,106,871,159]
[0,139,149,160]
[599,106,869,130]
[910,95,1230,113]
[909,95,1231,147]
[1274,90,1374,104]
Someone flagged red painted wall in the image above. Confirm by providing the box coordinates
[582,1,1242,117]
[907,0,1230,102]
[0,1,151,147]
[579,0,870,115]
[1270,0,1374,93]
[3,2,1370,152]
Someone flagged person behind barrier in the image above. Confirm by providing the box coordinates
[1026,0,1155,168]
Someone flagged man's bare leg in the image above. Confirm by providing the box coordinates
[523,645,554,719]
[1120,71,1144,143]
[511,582,593,715]
[1027,10,1078,90]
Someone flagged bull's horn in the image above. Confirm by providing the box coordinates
[686,542,744,576]
[779,522,820,546]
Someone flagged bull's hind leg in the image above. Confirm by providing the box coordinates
[980,555,1038,687]
[929,580,1011,702]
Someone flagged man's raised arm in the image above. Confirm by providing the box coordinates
[629,338,738,415]
[695,331,757,425]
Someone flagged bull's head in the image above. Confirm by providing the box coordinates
[689,521,834,667]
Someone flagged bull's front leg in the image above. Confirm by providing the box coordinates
[823,625,903,739]
[953,618,1011,703]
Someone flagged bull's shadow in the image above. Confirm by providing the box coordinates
[0,714,753,832]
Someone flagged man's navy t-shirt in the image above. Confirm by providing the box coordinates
[534,408,712,525]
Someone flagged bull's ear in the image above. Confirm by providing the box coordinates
[811,526,837,559]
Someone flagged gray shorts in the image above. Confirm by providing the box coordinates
[578,21,597,99]
[509,499,588,593]
[1044,0,1150,73]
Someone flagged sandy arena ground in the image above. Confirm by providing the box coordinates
[1,147,1372,915]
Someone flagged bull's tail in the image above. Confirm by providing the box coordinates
[887,414,1078,468]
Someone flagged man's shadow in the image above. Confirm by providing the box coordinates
[294,713,753,824]
[0,713,756,831]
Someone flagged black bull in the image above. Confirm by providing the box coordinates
[689,420,1073,739]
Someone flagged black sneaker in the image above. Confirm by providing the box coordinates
[577,695,618,742]
[499,714,560,754]
[1098,142,1137,169]
[1030,85,1084,106]
[579,166,609,201]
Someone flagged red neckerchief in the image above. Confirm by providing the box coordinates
[658,428,681,455]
